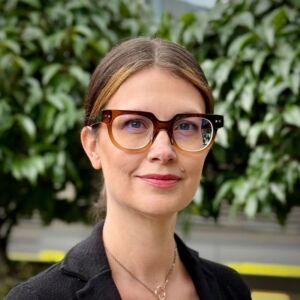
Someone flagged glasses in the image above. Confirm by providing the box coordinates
[89,110,224,153]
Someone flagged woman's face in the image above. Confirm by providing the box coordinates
[82,67,210,218]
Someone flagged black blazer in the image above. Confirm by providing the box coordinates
[6,223,252,299]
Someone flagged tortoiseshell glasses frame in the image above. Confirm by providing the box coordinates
[89,109,224,153]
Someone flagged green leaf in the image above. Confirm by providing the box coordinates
[240,82,255,113]
[289,72,300,95]
[11,155,45,184]
[53,114,68,135]
[259,78,289,104]
[183,26,195,44]
[232,11,254,29]
[22,26,44,41]
[180,12,196,27]
[15,114,36,140]
[285,161,300,191]
[228,32,257,57]
[2,40,21,54]
[69,66,90,87]
[215,128,229,148]
[270,183,286,204]
[233,179,250,205]
[4,0,19,11]
[253,51,268,75]
[43,31,65,52]
[264,112,280,138]
[25,77,43,112]
[20,0,41,9]
[270,81,289,103]
[261,23,275,47]
[42,64,62,85]
[247,123,263,148]
[72,25,93,38]
[238,118,250,137]
[283,105,300,127]
[46,93,64,111]
[271,7,287,32]
[91,14,109,32]
[213,180,233,210]
[38,106,56,132]
[255,0,272,15]
[193,14,208,43]
[215,59,234,88]
[0,100,13,132]
[201,59,216,80]
[244,195,258,218]
[89,39,110,55]
[73,36,86,57]
[121,19,141,36]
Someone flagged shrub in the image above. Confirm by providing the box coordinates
[0,0,150,262]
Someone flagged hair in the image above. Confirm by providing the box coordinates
[84,37,214,220]
[84,37,213,126]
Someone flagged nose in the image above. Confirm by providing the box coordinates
[147,130,177,163]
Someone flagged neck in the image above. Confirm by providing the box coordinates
[103,204,177,283]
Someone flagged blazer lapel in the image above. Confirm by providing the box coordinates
[175,235,223,300]
[76,271,121,300]
[61,222,122,300]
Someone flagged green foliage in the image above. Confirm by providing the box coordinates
[157,0,300,222]
[1,0,299,268]
[0,0,150,259]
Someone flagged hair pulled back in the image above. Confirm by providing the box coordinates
[84,37,213,126]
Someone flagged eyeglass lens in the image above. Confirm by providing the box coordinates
[111,114,213,152]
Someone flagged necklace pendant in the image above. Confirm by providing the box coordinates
[155,285,166,300]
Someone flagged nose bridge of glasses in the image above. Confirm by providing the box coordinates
[152,119,174,144]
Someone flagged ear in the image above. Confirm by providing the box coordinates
[81,126,102,170]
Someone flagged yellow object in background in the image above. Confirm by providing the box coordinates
[227,262,300,278]
[8,249,65,262]
[38,250,65,262]
[252,291,290,300]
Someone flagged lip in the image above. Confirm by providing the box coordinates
[137,174,181,188]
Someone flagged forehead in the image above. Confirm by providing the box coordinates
[105,67,206,119]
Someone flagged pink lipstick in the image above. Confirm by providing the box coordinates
[138,174,180,188]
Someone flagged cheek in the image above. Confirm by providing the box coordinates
[100,154,132,202]
[99,142,142,185]
[185,157,207,202]
[101,152,131,179]
[186,153,207,178]
[97,130,132,175]
[183,153,208,198]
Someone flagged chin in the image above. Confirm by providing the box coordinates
[137,209,178,220]
[132,197,189,218]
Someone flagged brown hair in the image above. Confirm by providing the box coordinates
[84,37,213,126]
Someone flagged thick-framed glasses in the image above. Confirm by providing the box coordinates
[89,110,224,153]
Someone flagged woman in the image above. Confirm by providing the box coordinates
[6,38,251,300]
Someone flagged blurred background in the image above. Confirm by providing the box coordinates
[0,0,299,299]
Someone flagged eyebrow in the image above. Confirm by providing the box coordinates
[105,108,205,116]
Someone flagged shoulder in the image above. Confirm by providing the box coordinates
[6,223,110,300]
[197,256,252,299]
[202,258,250,289]
[175,235,251,300]
[5,262,85,300]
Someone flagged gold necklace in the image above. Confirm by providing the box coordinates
[105,246,177,300]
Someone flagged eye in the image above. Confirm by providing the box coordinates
[178,122,196,130]
[174,121,198,132]
[124,119,147,129]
